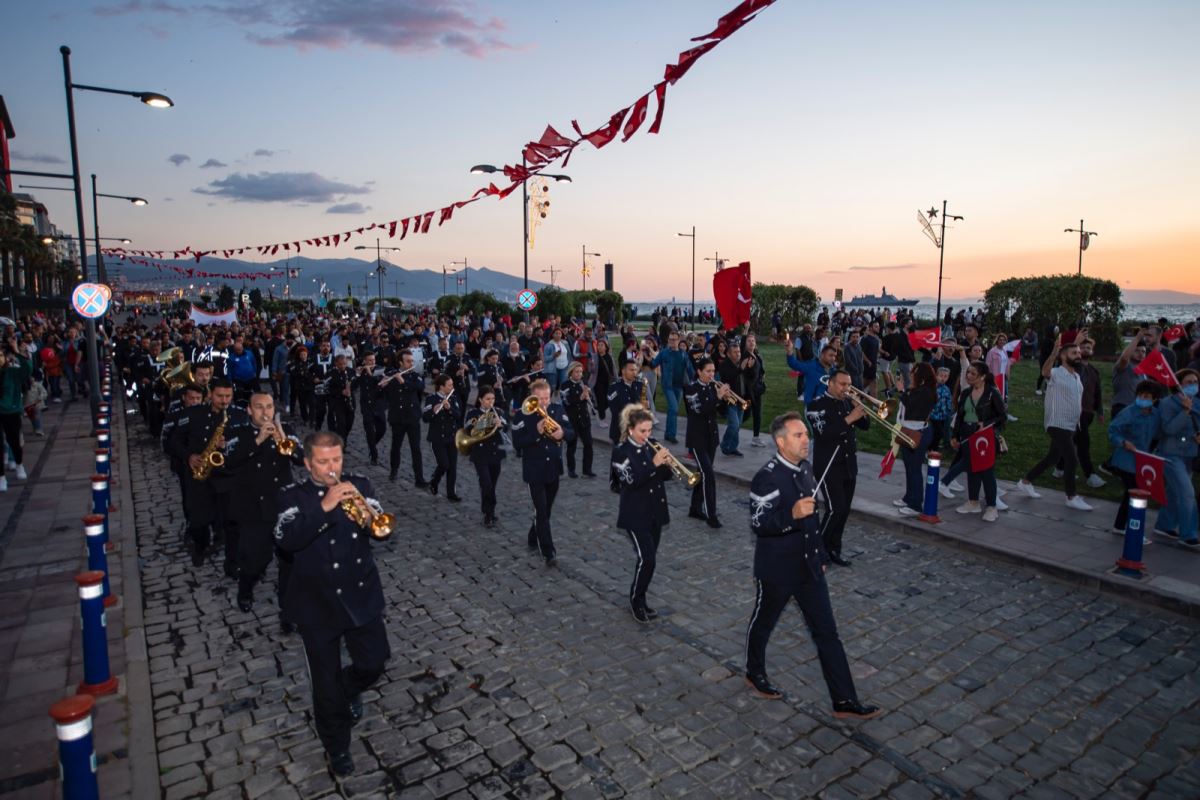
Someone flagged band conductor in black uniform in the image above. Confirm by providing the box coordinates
[274,431,391,777]
[422,374,463,502]
[805,369,869,566]
[512,379,573,565]
[612,404,673,623]
[683,358,733,528]
[743,411,881,719]
[383,350,427,486]
[464,386,506,527]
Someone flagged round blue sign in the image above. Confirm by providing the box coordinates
[517,289,538,311]
[72,283,111,319]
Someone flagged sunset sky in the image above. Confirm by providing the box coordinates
[4,0,1197,303]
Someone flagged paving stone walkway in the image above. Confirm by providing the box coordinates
[125,410,1200,799]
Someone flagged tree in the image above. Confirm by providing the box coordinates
[749,282,821,336]
[534,286,574,320]
[983,275,1123,354]
[435,294,462,315]
[566,289,624,324]
[248,288,264,310]
[217,284,235,310]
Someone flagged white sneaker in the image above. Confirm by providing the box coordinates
[14,465,26,480]
[1017,480,1042,499]
[1052,468,1064,478]
[939,483,956,500]
[995,497,1009,511]
[1035,390,1044,396]
[1007,414,1019,422]
[897,506,919,517]
[1085,474,1105,488]
[0,476,7,492]
[892,499,908,507]
[956,501,981,514]
[948,479,965,491]
[1065,496,1093,511]
[982,507,1000,522]
[750,437,766,448]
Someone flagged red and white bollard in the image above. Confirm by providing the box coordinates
[49,695,100,800]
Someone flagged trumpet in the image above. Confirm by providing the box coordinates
[521,395,561,437]
[648,440,701,488]
[270,414,296,456]
[716,381,750,410]
[327,472,395,539]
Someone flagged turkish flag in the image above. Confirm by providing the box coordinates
[1163,324,1186,343]
[908,327,942,351]
[1133,451,1168,505]
[879,448,896,479]
[713,261,752,328]
[994,373,1006,398]
[1133,349,1179,388]
[968,425,996,472]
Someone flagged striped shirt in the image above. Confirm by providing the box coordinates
[1042,365,1083,431]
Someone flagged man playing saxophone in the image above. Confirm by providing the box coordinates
[274,431,389,778]
[168,378,246,571]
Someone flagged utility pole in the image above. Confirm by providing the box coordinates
[541,265,562,287]
[1064,220,1098,276]
[450,258,468,295]
[677,227,695,329]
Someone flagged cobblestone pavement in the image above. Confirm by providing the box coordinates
[128,421,1200,799]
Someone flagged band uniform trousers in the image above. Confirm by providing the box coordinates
[430,440,458,495]
[299,617,390,754]
[311,394,331,431]
[237,521,275,599]
[627,521,662,610]
[331,398,355,441]
[566,416,593,475]
[528,479,560,557]
[745,577,857,704]
[818,464,856,558]
[688,442,717,519]
[389,418,424,480]
[362,409,387,461]
[475,462,502,517]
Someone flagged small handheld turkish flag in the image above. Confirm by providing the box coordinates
[1133,451,1168,505]
[968,425,997,472]
[907,327,941,351]
[1133,349,1179,388]
[1163,324,1186,343]
[879,448,896,479]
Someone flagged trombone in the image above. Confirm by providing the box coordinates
[820,375,899,420]
[819,376,914,447]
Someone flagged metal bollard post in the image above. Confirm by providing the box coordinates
[49,694,100,800]
[94,449,110,476]
[96,430,111,450]
[90,475,112,547]
[83,515,117,607]
[75,571,119,695]
[920,451,942,523]
[1115,489,1150,578]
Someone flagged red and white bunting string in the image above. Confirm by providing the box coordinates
[101,0,776,268]
[113,255,284,281]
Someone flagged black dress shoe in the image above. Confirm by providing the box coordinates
[706,517,723,529]
[328,750,355,777]
[224,563,240,579]
[688,509,707,521]
[630,606,651,624]
[644,606,659,619]
[544,553,557,567]
[446,494,462,503]
[369,455,379,466]
[414,479,429,488]
[829,555,852,567]
[429,482,438,496]
[745,673,783,699]
[236,596,253,613]
[280,620,297,635]
[567,471,578,479]
[833,699,882,720]
[191,550,205,568]
[349,694,363,723]
[583,471,597,478]
[389,471,398,481]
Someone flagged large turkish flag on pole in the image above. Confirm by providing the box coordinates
[713,261,752,329]
[1133,349,1179,388]
[1134,451,1168,505]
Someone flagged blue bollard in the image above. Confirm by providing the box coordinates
[75,571,118,696]
[83,515,117,608]
[920,451,942,523]
[1116,489,1150,578]
[94,449,110,476]
[49,694,100,800]
[90,475,111,546]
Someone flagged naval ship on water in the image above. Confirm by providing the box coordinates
[842,287,919,307]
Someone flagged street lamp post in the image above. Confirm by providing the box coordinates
[581,245,600,291]
[1064,220,1098,276]
[922,200,964,325]
[468,162,571,289]
[355,238,400,309]
[450,258,468,295]
[677,227,695,329]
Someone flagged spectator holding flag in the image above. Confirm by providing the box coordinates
[1153,369,1200,547]
[951,360,1007,521]
[1106,381,1163,536]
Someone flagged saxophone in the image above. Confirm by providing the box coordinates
[192,411,228,481]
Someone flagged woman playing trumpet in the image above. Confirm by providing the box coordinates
[612,405,675,623]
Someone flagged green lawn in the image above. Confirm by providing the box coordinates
[645,338,1130,502]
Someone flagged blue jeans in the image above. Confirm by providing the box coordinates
[721,406,744,453]
[1156,454,1198,542]
[901,427,933,511]
[663,387,682,440]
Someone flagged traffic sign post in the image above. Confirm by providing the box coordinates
[71,283,111,320]
[517,289,539,312]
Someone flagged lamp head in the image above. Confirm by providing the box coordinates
[470,164,499,175]
[120,238,132,244]
[138,92,174,109]
[130,197,148,206]
[42,236,55,245]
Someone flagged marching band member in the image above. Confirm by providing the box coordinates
[383,350,426,485]
[288,346,313,424]
[464,386,506,527]
[476,349,505,410]
[354,352,388,466]
[743,411,881,720]
[683,359,730,528]
[422,374,462,501]
[612,405,673,623]
[446,341,474,426]
[328,353,356,442]
[512,379,573,565]
[606,360,644,445]
[223,392,304,613]
[561,361,596,479]
[805,369,869,566]
[309,340,336,430]
[274,431,390,777]
[161,382,204,501]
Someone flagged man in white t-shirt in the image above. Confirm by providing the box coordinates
[1017,334,1090,510]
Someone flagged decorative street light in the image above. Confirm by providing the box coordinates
[581,245,600,291]
[677,227,696,329]
[1063,220,1098,276]
[918,201,964,325]
[355,238,400,308]
[469,161,571,289]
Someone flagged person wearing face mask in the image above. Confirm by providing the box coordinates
[1102,333,1148,476]
[1017,334,1093,511]
[1153,369,1200,547]
[1107,381,1163,536]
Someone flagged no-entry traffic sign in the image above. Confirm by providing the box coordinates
[517,289,539,311]
[72,283,112,319]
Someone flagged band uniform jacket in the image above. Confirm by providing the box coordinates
[512,402,574,483]
[274,474,386,629]
[683,380,721,450]
[310,354,335,396]
[422,392,462,444]
[160,401,193,474]
[354,368,386,416]
[328,366,355,402]
[476,362,503,397]
[288,359,314,395]
[560,379,592,429]
[445,354,474,398]
[384,370,424,424]
[166,404,249,522]
[223,421,305,522]
[463,407,507,466]
[612,438,672,534]
[749,455,828,586]
[805,393,869,478]
[606,378,644,442]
